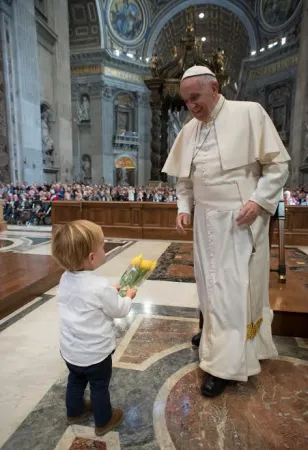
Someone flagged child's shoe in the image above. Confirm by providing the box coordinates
[95,408,124,436]
[67,399,92,424]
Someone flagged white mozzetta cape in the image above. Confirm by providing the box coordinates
[162,99,290,177]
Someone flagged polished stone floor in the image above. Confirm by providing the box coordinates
[0,226,307,449]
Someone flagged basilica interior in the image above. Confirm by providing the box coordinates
[0,0,308,449]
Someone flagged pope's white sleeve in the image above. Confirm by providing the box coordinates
[250,161,289,215]
[176,177,194,214]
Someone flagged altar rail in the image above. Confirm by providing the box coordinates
[51,202,308,244]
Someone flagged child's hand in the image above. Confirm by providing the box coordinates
[112,284,121,291]
[126,286,137,299]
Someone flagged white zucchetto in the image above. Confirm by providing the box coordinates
[181,65,215,81]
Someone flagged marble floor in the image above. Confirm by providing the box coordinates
[0,227,307,449]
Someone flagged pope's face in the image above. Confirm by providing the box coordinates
[180,77,219,122]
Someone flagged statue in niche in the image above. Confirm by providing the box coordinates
[212,49,225,75]
[151,54,160,78]
[78,93,90,123]
[41,104,54,166]
[81,154,92,181]
[118,112,129,133]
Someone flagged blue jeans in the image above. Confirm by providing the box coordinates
[65,354,112,427]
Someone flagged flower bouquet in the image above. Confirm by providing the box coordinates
[118,254,157,297]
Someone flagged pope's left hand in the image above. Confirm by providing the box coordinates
[236,201,261,226]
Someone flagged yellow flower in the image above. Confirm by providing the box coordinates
[150,261,157,271]
[130,254,143,268]
[140,259,153,271]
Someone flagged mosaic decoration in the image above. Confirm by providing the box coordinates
[3,316,308,450]
[149,243,308,284]
[260,0,301,29]
[163,358,308,450]
[109,0,145,43]
[0,239,14,248]
[115,156,135,168]
[69,437,107,450]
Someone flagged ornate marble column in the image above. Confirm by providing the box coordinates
[0,13,10,183]
[144,78,163,182]
[13,0,42,183]
[102,83,116,184]
[0,0,29,184]
[290,0,308,185]
[52,0,73,183]
[137,91,151,185]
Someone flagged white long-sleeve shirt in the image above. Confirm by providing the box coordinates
[57,271,132,366]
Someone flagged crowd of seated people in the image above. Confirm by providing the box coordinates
[1,182,307,226]
[284,187,308,205]
[0,182,178,225]
[1,185,52,225]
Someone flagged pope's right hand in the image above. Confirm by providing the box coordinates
[176,213,191,234]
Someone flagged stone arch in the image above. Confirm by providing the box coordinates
[143,0,259,58]
[114,91,136,107]
[114,156,136,186]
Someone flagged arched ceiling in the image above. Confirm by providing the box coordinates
[68,0,101,49]
[155,5,250,81]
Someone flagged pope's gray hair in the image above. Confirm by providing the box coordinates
[198,74,218,84]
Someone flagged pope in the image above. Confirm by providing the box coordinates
[162,65,290,397]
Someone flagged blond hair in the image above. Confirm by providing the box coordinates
[52,220,104,271]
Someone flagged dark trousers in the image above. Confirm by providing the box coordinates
[65,354,112,427]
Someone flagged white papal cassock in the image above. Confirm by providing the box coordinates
[162,95,290,382]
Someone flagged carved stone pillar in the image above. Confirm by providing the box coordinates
[144,78,163,181]
[102,83,116,184]
[0,22,10,183]
[137,91,151,184]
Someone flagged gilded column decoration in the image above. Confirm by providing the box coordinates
[160,102,168,182]
[0,26,10,183]
[144,16,230,183]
